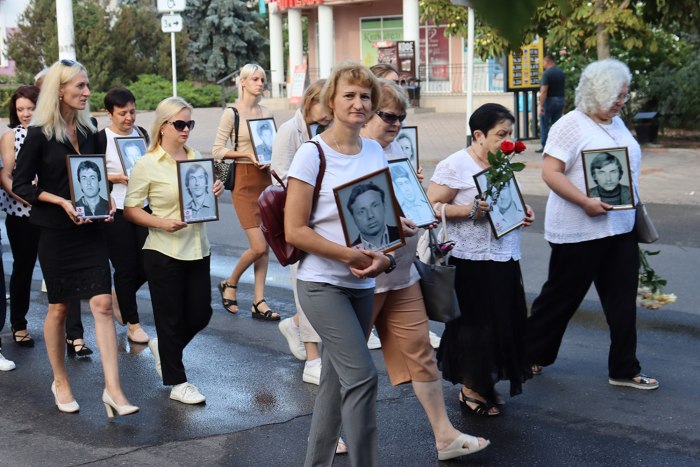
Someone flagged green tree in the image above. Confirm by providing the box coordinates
[6,0,58,83]
[185,0,268,81]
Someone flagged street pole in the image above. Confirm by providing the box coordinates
[171,30,177,96]
[466,6,474,147]
[56,0,76,60]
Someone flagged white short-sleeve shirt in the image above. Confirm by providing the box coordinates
[105,127,141,210]
[288,136,387,289]
[543,110,640,244]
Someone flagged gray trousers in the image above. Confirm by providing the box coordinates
[297,280,378,467]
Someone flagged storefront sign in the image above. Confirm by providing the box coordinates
[506,38,544,91]
[275,0,323,10]
[420,25,449,82]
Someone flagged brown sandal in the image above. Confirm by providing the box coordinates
[251,299,280,321]
[218,281,238,314]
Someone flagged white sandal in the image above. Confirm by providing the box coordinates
[437,433,490,461]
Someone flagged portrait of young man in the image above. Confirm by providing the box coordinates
[587,151,632,206]
[254,121,274,163]
[75,159,109,217]
[346,181,400,250]
[183,163,216,222]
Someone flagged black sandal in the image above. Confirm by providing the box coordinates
[66,339,93,357]
[218,281,238,314]
[251,299,280,321]
[12,328,35,348]
[459,389,500,417]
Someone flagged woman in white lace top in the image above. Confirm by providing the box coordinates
[427,103,535,417]
[525,59,658,391]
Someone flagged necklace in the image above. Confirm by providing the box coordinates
[467,145,488,168]
[331,132,362,154]
[586,113,619,145]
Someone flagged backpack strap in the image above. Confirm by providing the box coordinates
[230,107,240,151]
[306,140,326,208]
[135,126,150,145]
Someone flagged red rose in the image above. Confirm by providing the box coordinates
[500,141,515,155]
[514,141,527,153]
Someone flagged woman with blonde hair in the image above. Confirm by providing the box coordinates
[125,96,223,404]
[213,63,279,320]
[360,79,490,460]
[286,61,394,466]
[13,60,137,417]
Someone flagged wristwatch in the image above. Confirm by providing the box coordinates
[383,253,397,274]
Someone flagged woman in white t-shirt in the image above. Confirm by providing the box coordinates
[96,88,150,344]
[525,59,658,390]
[286,62,394,467]
[360,79,489,460]
[428,103,535,417]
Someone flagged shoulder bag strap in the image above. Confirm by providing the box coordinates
[230,107,240,151]
[135,126,150,145]
[305,140,326,207]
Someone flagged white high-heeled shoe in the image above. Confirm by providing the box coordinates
[102,389,139,418]
[51,382,79,413]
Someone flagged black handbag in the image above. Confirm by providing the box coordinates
[214,107,239,191]
[414,207,461,323]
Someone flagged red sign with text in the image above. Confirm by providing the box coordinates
[275,0,323,10]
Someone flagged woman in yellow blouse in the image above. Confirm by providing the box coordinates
[125,97,223,404]
[212,63,279,320]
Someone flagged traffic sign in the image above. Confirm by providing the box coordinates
[161,14,183,33]
[157,0,186,13]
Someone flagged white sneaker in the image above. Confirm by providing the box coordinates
[170,382,206,404]
[148,338,162,378]
[278,317,306,361]
[0,352,16,371]
[429,331,441,349]
[303,361,321,385]
[367,328,381,350]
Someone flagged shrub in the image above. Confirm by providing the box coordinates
[642,53,700,130]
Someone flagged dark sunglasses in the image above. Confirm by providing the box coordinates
[168,120,195,131]
[60,59,76,67]
[376,110,406,125]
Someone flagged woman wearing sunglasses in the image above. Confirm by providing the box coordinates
[212,63,279,321]
[13,60,137,417]
[359,79,490,461]
[125,97,223,404]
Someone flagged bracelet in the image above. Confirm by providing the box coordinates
[466,195,480,219]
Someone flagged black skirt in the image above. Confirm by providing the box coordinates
[437,257,532,402]
[38,223,111,304]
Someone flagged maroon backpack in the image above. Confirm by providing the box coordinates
[259,141,326,266]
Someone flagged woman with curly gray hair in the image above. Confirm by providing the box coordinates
[525,59,658,390]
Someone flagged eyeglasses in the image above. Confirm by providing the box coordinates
[376,110,406,125]
[168,120,195,131]
[615,93,630,104]
[60,59,76,67]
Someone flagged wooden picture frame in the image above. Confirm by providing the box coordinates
[581,147,635,210]
[66,154,111,220]
[388,158,436,228]
[333,168,405,253]
[176,159,219,224]
[247,117,277,165]
[396,126,418,171]
[114,136,147,176]
[473,169,527,239]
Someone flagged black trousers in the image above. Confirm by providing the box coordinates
[143,250,212,386]
[65,300,85,341]
[104,210,149,325]
[5,214,39,331]
[525,231,641,379]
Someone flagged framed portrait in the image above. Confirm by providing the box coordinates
[176,159,219,224]
[66,154,111,220]
[396,126,419,171]
[581,147,635,210]
[473,170,527,239]
[247,117,277,165]
[334,168,405,254]
[114,136,147,176]
[388,158,436,228]
[307,123,327,138]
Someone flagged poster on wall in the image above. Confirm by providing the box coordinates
[396,41,415,80]
[289,62,307,105]
[378,46,399,69]
[419,24,450,82]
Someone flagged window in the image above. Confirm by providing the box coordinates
[360,16,403,67]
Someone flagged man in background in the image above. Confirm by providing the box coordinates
[537,53,565,153]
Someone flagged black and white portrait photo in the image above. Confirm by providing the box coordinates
[177,159,219,223]
[334,168,404,253]
[388,158,436,227]
[114,136,147,176]
[67,155,110,220]
[396,126,418,171]
[474,170,527,238]
[247,117,277,165]
[582,147,635,209]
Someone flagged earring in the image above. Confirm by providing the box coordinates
[59,96,63,101]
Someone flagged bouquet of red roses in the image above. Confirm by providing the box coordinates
[480,140,527,205]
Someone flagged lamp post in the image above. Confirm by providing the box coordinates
[450,0,474,146]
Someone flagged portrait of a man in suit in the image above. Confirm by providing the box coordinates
[75,160,109,217]
[347,182,400,250]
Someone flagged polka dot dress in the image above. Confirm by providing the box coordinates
[0,126,31,218]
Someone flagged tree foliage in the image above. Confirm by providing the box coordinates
[185,0,269,81]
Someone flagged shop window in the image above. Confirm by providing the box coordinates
[360,16,403,67]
